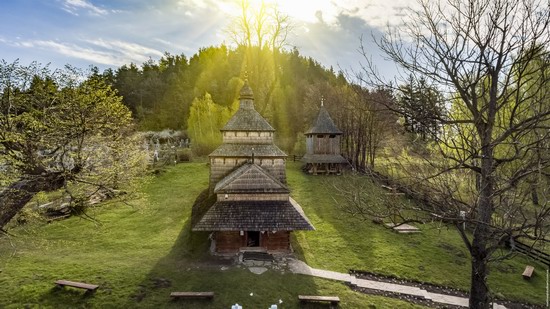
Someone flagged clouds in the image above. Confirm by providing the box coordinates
[61,0,109,16]
[329,0,419,29]
[5,37,163,67]
[0,0,412,79]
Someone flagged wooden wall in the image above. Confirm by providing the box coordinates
[263,231,291,251]
[222,131,273,144]
[214,231,291,253]
[214,231,245,253]
[306,135,341,155]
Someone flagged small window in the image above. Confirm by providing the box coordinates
[317,135,324,138]
[329,135,336,138]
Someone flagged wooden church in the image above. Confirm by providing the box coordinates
[192,80,314,254]
[302,99,347,175]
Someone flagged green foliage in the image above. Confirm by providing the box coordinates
[176,148,193,162]
[107,45,358,155]
[0,61,149,228]
[0,162,544,307]
[187,93,233,156]
[396,76,444,140]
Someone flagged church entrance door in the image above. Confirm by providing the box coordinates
[246,231,260,247]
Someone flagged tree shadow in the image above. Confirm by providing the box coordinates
[38,285,97,308]
[120,191,324,308]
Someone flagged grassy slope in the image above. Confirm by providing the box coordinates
[0,163,423,309]
[287,162,546,304]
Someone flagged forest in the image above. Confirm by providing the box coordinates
[103,45,433,169]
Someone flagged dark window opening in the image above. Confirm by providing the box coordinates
[247,231,260,247]
[329,135,336,138]
[317,134,324,138]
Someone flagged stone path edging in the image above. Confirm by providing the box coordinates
[287,258,507,309]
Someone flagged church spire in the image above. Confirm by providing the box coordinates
[239,79,254,101]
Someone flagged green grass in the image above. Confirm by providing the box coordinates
[286,162,546,305]
[0,163,425,309]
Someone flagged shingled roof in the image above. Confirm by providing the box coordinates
[192,197,314,231]
[301,153,348,164]
[305,105,343,135]
[209,143,286,158]
[221,80,274,132]
[214,163,289,194]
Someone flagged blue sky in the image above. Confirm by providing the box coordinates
[0,0,414,79]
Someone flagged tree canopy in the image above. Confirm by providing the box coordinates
[0,61,147,230]
[352,0,550,307]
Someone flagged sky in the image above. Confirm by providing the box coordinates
[0,0,418,80]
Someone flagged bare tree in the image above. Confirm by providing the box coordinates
[351,0,550,307]
[268,7,294,52]
[224,1,295,117]
[337,85,397,171]
[225,0,293,51]
[225,0,253,48]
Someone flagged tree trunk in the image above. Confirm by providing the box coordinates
[0,172,65,229]
[468,128,495,309]
[469,233,490,308]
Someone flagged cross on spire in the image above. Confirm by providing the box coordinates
[321,96,324,107]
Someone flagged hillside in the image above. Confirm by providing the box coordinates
[0,162,545,308]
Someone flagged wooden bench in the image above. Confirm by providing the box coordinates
[299,295,340,307]
[55,280,99,292]
[522,265,535,279]
[170,291,214,299]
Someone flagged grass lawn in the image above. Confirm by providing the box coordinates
[287,162,546,305]
[0,163,425,309]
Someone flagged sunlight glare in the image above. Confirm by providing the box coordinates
[247,0,338,24]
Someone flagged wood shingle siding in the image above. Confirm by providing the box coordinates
[214,163,289,194]
[209,144,287,158]
[209,158,286,187]
[305,105,343,135]
[192,80,314,253]
[192,198,314,231]
[221,104,275,131]
[302,102,347,174]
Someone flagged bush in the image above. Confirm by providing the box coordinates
[176,148,193,162]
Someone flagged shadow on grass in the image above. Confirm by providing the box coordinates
[287,166,372,272]
[38,285,97,307]
[121,191,325,309]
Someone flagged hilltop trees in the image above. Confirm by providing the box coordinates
[351,0,550,307]
[397,76,444,141]
[0,61,146,230]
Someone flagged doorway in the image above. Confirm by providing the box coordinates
[247,231,260,247]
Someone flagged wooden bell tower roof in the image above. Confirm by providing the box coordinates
[221,80,275,132]
[305,101,342,135]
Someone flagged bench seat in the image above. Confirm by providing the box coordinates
[170,291,214,299]
[299,295,340,305]
[55,280,99,291]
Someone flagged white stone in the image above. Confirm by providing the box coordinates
[249,267,268,275]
